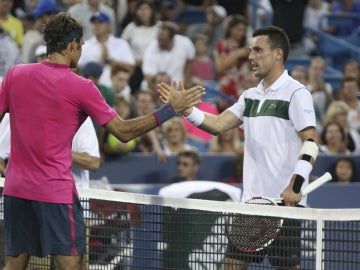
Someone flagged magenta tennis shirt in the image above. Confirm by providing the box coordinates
[0,62,116,203]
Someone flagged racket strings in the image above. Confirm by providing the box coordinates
[228,198,282,251]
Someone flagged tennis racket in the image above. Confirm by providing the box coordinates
[226,172,332,253]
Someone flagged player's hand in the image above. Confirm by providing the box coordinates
[157,81,205,113]
[280,185,302,207]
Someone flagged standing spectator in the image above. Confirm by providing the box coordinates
[191,34,216,83]
[0,0,23,46]
[0,26,21,77]
[78,11,135,87]
[332,157,356,183]
[121,0,161,93]
[68,0,116,41]
[168,149,201,182]
[142,21,195,89]
[307,56,334,119]
[270,0,308,55]
[214,14,249,106]
[185,4,227,58]
[339,76,360,132]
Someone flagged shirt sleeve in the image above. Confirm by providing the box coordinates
[72,117,100,158]
[289,88,317,132]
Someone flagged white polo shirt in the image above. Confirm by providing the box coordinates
[227,70,316,206]
[142,34,195,82]
[78,35,135,87]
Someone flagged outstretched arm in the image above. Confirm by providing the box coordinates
[104,83,205,143]
[158,81,242,135]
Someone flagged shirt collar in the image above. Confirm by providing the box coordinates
[256,70,289,94]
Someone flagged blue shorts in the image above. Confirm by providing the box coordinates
[4,194,86,257]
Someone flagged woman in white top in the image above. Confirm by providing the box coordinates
[121,0,161,92]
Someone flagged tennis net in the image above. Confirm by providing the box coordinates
[0,178,359,270]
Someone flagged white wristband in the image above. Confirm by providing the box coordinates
[293,160,313,180]
[185,107,205,126]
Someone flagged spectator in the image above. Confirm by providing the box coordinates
[0,0,23,46]
[208,127,243,154]
[324,100,360,154]
[250,0,273,29]
[168,149,201,182]
[80,61,115,107]
[185,4,227,58]
[307,56,334,119]
[343,59,360,85]
[68,0,116,41]
[161,116,195,155]
[223,150,244,184]
[319,121,349,154]
[303,0,330,55]
[34,44,47,62]
[191,34,216,83]
[149,71,172,106]
[22,0,59,63]
[214,14,249,108]
[338,76,360,132]
[78,12,135,88]
[329,0,360,36]
[142,21,195,89]
[0,25,21,77]
[121,0,161,93]
[214,0,249,18]
[332,156,356,183]
[110,63,132,98]
[270,0,308,55]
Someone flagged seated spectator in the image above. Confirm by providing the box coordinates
[332,157,357,183]
[338,76,360,132]
[185,4,227,58]
[110,63,132,98]
[208,127,243,154]
[149,71,172,107]
[329,0,360,37]
[222,150,244,184]
[307,56,334,119]
[0,0,23,46]
[168,149,201,182]
[0,25,21,77]
[319,121,350,155]
[191,34,216,83]
[214,14,249,109]
[161,116,195,155]
[323,100,360,154]
[343,59,360,85]
[78,12,135,87]
[121,0,161,93]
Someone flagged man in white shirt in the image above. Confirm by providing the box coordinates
[78,12,135,87]
[142,21,195,89]
[68,0,116,41]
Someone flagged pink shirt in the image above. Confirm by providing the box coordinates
[0,62,116,203]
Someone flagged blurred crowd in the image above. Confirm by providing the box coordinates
[1,0,360,184]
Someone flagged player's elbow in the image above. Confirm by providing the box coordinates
[89,157,101,171]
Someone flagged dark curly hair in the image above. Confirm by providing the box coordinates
[43,12,83,55]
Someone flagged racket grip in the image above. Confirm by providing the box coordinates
[301,172,332,195]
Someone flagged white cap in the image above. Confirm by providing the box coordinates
[35,44,47,56]
[211,5,227,19]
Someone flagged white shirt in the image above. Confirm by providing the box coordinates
[303,1,330,30]
[68,3,116,41]
[142,34,195,82]
[227,71,316,206]
[0,114,10,160]
[71,117,100,189]
[121,21,160,61]
[78,35,135,87]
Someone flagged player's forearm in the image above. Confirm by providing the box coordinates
[0,158,6,177]
[72,152,100,171]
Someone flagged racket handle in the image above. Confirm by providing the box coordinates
[301,172,332,196]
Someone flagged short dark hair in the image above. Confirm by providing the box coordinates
[43,12,83,55]
[252,25,290,63]
[178,149,201,165]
